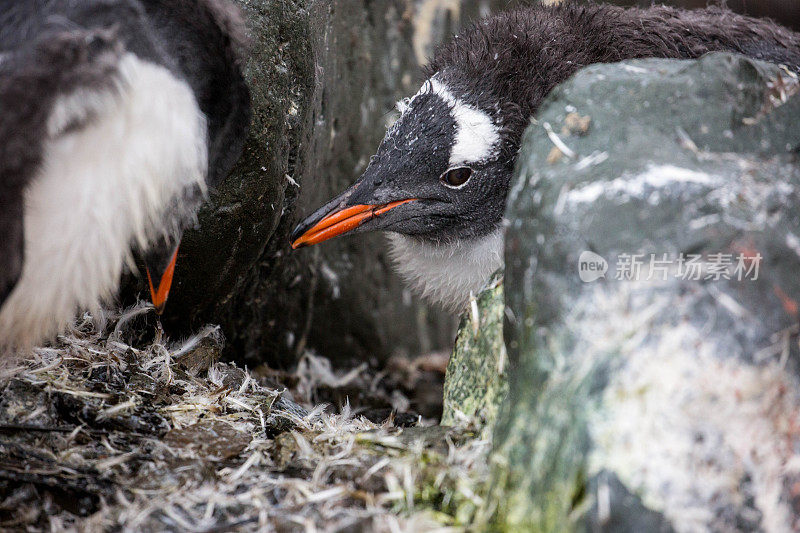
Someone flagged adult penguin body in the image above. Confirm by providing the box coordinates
[292,2,800,310]
[0,0,250,349]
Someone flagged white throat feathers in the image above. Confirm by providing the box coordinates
[0,53,208,347]
[387,229,504,311]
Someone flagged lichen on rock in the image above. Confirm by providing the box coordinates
[441,270,508,430]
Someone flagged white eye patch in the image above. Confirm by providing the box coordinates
[429,78,500,167]
[394,77,501,167]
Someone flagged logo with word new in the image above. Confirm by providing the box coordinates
[579,251,608,282]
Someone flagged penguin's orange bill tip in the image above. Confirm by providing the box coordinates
[146,247,179,315]
[291,199,416,249]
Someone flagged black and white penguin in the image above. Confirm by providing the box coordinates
[0,0,250,348]
[291,2,800,310]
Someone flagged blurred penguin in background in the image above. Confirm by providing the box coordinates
[0,0,251,351]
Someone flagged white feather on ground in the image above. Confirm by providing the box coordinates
[0,307,490,531]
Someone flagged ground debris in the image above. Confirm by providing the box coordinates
[0,306,490,531]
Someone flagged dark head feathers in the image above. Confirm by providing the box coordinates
[426,2,800,159]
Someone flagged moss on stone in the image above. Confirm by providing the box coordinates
[441,271,508,431]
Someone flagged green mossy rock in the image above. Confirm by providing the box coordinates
[490,53,800,532]
[441,271,508,429]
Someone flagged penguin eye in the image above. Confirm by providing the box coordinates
[441,167,472,188]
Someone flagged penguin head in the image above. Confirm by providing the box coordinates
[291,74,512,249]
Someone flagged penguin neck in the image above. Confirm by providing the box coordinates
[386,228,504,312]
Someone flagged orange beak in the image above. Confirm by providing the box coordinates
[291,199,416,249]
[145,246,179,315]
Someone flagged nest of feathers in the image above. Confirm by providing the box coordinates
[0,304,490,531]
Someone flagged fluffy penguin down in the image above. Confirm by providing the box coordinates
[0,53,208,348]
[386,229,504,311]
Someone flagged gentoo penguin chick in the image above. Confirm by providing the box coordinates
[0,0,251,349]
[292,2,800,311]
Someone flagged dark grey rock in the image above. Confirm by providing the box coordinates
[126,0,509,367]
[490,53,800,531]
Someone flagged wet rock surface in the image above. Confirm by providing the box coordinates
[123,0,509,368]
[490,53,800,531]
